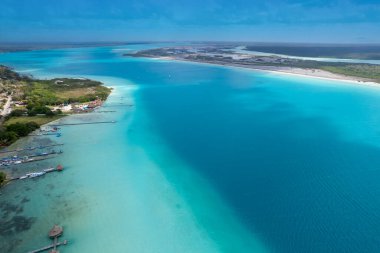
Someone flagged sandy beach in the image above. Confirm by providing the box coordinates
[150,56,380,87]
[244,65,380,87]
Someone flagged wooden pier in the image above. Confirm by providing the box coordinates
[0,144,64,154]
[51,120,116,126]
[10,165,64,181]
[102,104,134,108]
[29,150,63,158]
[29,133,62,137]
[0,151,62,167]
[28,225,67,253]
[0,156,54,168]
[95,110,116,113]
[27,239,67,253]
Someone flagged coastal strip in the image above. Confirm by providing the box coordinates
[125,46,380,86]
[0,65,113,187]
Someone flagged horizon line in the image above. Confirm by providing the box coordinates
[1,40,380,46]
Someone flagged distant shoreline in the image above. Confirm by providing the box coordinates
[0,42,151,53]
[148,56,380,87]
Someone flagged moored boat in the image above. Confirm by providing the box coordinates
[27,172,46,178]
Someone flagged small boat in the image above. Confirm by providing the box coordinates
[19,175,28,180]
[27,172,46,178]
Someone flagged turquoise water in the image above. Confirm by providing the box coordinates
[1,45,380,252]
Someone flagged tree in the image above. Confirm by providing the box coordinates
[27,110,37,116]
[6,122,39,137]
[0,171,6,185]
[45,109,55,116]
[0,130,18,145]
[25,121,39,130]
[10,109,27,117]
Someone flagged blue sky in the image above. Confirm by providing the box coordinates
[1,0,379,43]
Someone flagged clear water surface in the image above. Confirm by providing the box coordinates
[1,44,380,253]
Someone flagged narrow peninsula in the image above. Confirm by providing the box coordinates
[125,45,380,84]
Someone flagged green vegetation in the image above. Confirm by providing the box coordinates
[24,78,111,106]
[0,65,112,148]
[0,65,30,82]
[0,122,39,146]
[320,65,380,81]
[19,78,110,117]
[1,65,111,110]
[0,65,28,100]
[245,45,380,60]
[0,171,6,186]
[6,122,39,137]
[191,54,380,82]
[4,115,66,126]
[271,61,380,82]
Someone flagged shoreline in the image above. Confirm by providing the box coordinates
[148,56,380,87]
[0,65,113,154]
[0,84,114,186]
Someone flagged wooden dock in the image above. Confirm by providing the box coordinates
[29,150,63,158]
[0,144,64,154]
[51,120,116,126]
[102,104,134,107]
[28,225,67,253]
[10,165,64,181]
[27,239,67,253]
[0,156,54,168]
[0,151,62,167]
[29,133,62,137]
[95,110,116,113]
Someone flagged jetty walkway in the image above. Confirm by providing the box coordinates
[102,104,134,107]
[0,151,62,167]
[28,225,67,253]
[51,120,116,126]
[10,165,63,181]
[28,240,67,253]
[0,144,64,154]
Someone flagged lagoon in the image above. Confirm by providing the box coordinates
[1,45,380,252]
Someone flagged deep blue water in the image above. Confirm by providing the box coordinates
[141,84,380,252]
[1,45,380,252]
[138,68,380,252]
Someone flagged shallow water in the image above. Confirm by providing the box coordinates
[1,45,380,252]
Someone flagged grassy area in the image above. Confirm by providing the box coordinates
[25,78,111,105]
[1,66,111,123]
[4,115,66,126]
[0,66,112,148]
[320,65,380,81]
[245,45,380,60]
[0,115,66,147]
[0,171,6,187]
